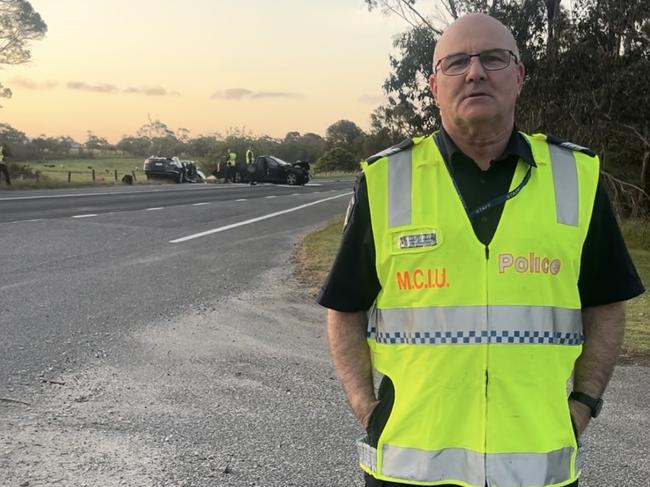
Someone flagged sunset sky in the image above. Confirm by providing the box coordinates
[2,0,410,143]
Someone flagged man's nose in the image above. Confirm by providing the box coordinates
[465,56,487,81]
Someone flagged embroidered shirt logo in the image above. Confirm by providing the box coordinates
[399,232,438,249]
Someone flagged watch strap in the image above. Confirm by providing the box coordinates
[570,391,603,418]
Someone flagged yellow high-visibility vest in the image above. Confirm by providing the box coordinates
[228,151,236,166]
[360,132,599,487]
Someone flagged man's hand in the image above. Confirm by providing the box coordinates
[327,310,377,428]
[358,399,380,429]
[571,301,625,438]
[569,399,591,438]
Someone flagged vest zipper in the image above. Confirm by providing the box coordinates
[484,244,490,486]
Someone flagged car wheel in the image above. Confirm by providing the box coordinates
[286,173,298,185]
[234,171,242,183]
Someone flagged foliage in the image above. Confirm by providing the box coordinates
[0,0,47,103]
[316,147,358,172]
[363,0,650,216]
[371,25,438,136]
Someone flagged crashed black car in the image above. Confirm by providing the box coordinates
[248,156,310,185]
[143,156,184,182]
[143,156,205,183]
[214,155,310,185]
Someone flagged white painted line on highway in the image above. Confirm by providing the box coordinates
[292,193,301,196]
[192,202,210,206]
[170,191,352,244]
[305,183,323,186]
[16,218,42,223]
[265,195,277,199]
[72,214,98,218]
[235,198,247,202]
[145,207,164,211]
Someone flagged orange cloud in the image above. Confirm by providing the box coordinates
[211,88,302,100]
[123,86,180,97]
[67,81,118,93]
[11,78,58,90]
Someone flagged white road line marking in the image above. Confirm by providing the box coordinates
[291,193,301,196]
[72,214,98,218]
[192,202,210,206]
[305,183,323,186]
[0,184,233,202]
[235,198,247,202]
[11,218,43,223]
[170,192,352,244]
[265,195,277,199]
[145,207,164,211]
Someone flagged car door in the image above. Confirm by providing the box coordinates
[265,158,282,182]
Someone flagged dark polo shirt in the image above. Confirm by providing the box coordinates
[318,129,644,312]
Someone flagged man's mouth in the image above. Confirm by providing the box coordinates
[466,92,489,98]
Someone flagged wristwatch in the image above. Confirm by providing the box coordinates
[569,391,604,418]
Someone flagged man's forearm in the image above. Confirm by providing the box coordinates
[327,309,378,427]
[571,301,625,433]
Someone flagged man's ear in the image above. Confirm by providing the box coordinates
[517,62,525,95]
[429,73,438,106]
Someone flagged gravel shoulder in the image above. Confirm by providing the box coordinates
[0,265,362,487]
[1,265,648,487]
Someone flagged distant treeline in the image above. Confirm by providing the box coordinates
[0,119,403,176]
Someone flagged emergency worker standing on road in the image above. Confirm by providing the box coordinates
[0,143,11,185]
[246,148,256,185]
[319,13,644,487]
[226,149,237,183]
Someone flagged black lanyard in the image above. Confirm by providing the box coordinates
[434,133,533,220]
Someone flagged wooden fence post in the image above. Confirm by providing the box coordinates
[114,169,118,182]
[68,171,72,183]
[132,170,137,181]
[92,169,96,183]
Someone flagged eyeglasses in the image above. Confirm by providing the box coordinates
[435,48,518,76]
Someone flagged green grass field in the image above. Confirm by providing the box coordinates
[6,157,150,188]
[297,217,650,360]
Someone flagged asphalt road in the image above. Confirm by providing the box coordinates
[0,180,648,487]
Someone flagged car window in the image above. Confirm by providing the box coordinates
[269,156,290,166]
[266,158,279,169]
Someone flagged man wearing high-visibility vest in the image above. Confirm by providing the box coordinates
[226,149,237,183]
[0,143,11,185]
[246,148,256,185]
[319,14,644,487]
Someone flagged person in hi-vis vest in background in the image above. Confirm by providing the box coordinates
[319,13,644,487]
[0,144,11,185]
[225,149,237,183]
[246,148,256,185]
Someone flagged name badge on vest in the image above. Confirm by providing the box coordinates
[392,228,442,254]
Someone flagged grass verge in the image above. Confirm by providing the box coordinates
[295,216,649,363]
[294,216,345,298]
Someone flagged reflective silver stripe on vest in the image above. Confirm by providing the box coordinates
[377,444,574,486]
[382,444,485,485]
[368,305,583,345]
[549,143,579,226]
[356,437,378,472]
[486,448,574,486]
[388,150,412,228]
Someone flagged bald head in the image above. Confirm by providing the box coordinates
[434,14,519,67]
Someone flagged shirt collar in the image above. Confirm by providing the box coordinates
[436,127,537,168]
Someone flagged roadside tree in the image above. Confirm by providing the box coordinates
[0,0,47,104]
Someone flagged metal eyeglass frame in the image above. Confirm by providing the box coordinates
[435,48,519,76]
